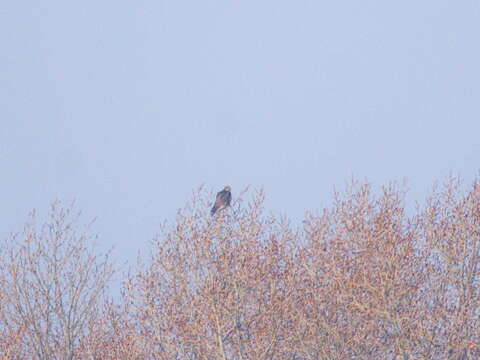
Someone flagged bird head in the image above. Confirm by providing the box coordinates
[224,186,231,192]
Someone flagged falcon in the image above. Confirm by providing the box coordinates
[211,186,232,215]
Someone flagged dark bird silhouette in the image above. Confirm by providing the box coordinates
[211,186,232,215]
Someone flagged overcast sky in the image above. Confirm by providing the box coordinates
[1,1,479,273]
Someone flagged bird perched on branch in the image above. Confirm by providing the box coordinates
[211,186,232,215]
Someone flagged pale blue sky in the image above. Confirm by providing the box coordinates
[1,1,480,268]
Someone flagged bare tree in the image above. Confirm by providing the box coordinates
[116,180,479,359]
[419,177,480,359]
[0,202,114,360]
[1,177,479,359]
[122,189,299,359]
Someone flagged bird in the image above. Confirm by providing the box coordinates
[211,186,232,215]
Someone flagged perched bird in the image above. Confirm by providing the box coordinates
[211,186,232,215]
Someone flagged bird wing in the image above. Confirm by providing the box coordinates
[211,190,231,215]
[215,190,227,208]
[223,190,232,206]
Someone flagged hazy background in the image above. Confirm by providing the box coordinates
[1,1,479,274]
